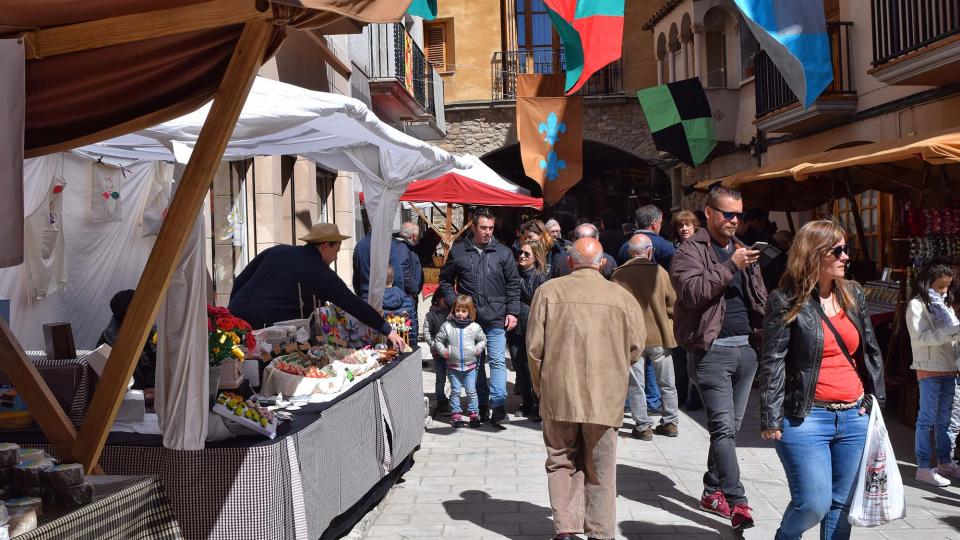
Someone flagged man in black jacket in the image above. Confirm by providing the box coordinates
[229,223,404,350]
[439,208,521,427]
[395,221,424,347]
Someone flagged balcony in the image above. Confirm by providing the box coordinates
[490,49,623,100]
[755,22,857,134]
[869,0,960,85]
[366,23,446,140]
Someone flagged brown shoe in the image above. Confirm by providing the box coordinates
[654,423,678,437]
[631,427,653,441]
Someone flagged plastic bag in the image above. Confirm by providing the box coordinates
[848,399,906,526]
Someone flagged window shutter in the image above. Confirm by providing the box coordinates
[425,24,447,71]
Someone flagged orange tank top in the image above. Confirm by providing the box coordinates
[815,311,864,403]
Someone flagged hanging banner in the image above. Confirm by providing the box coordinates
[407,0,437,20]
[733,0,832,107]
[0,39,24,268]
[544,0,625,95]
[636,77,717,167]
[403,32,415,96]
[92,162,123,222]
[517,96,583,206]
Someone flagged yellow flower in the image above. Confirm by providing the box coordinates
[229,332,240,345]
[212,348,220,354]
[151,332,158,346]
[219,333,227,344]
[231,347,244,359]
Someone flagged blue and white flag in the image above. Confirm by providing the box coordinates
[734,0,832,108]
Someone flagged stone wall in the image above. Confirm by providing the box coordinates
[438,98,662,163]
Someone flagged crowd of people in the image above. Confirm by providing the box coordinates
[395,186,960,540]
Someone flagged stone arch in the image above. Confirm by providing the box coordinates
[668,23,680,53]
[656,32,667,61]
[680,13,693,43]
[702,6,737,87]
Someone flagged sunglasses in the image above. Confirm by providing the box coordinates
[519,251,533,258]
[828,245,850,258]
[709,205,743,221]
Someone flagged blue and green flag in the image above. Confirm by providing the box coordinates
[544,0,624,95]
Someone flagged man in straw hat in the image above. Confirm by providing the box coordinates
[229,222,405,349]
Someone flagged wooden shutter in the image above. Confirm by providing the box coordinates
[425,23,447,71]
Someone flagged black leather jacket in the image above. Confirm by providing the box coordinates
[758,283,886,431]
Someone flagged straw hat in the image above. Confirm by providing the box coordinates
[300,223,351,244]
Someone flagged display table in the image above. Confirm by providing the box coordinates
[17,475,181,539]
[8,350,425,539]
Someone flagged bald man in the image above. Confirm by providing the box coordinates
[527,238,646,540]
[613,233,680,440]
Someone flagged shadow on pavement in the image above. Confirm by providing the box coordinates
[441,489,553,540]
[616,464,729,538]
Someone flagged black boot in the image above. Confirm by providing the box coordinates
[490,406,507,430]
[479,404,490,422]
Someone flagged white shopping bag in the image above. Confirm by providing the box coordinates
[848,399,906,527]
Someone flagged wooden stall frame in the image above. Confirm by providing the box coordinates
[0,0,273,474]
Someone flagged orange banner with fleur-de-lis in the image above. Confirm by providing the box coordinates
[517,95,583,206]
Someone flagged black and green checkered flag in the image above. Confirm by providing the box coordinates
[636,77,716,167]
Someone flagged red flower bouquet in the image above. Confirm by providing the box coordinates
[207,305,255,367]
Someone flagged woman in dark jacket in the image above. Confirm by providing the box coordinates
[508,239,548,420]
[759,220,885,540]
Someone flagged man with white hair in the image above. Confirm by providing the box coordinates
[545,218,564,243]
[612,233,680,440]
[394,221,424,346]
[528,237,645,540]
[550,223,616,279]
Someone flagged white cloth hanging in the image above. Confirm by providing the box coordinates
[91,162,123,222]
[139,162,170,237]
[23,176,66,302]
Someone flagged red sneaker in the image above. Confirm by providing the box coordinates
[698,490,731,518]
[730,504,754,530]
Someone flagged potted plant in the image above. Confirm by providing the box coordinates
[207,305,255,405]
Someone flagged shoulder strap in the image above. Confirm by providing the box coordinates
[813,299,858,372]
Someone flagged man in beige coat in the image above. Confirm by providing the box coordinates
[527,238,645,540]
[611,233,680,441]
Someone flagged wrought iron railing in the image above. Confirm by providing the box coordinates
[755,22,855,117]
[490,49,623,100]
[368,23,443,121]
[872,0,960,66]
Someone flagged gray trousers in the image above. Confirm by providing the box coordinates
[690,343,758,506]
[949,377,960,460]
[628,346,679,429]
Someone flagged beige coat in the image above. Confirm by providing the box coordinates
[611,257,677,349]
[527,268,646,428]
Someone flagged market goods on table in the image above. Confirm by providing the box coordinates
[212,393,278,439]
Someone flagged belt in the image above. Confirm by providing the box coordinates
[813,394,863,411]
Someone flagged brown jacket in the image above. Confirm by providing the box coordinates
[611,257,677,349]
[670,228,767,353]
[527,268,646,428]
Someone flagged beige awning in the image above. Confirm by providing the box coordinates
[695,128,960,210]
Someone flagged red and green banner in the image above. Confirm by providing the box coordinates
[407,0,437,20]
[544,0,624,95]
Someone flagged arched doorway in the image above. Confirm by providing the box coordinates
[480,139,669,234]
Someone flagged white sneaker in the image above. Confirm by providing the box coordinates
[916,467,951,487]
[937,462,960,479]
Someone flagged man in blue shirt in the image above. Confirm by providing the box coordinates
[618,204,676,270]
[229,223,404,349]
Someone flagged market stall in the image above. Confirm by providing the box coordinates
[696,128,960,423]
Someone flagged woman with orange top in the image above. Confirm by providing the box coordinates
[905,260,960,486]
[758,220,885,540]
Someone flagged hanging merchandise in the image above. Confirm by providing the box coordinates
[139,163,170,238]
[24,177,67,302]
[219,196,244,247]
[544,0,625,95]
[91,162,123,223]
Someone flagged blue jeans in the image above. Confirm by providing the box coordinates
[775,406,868,540]
[916,375,958,468]
[628,347,679,429]
[645,359,662,411]
[448,368,479,415]
[476,326,507,409]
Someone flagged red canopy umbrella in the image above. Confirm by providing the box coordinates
[400,171,542,268]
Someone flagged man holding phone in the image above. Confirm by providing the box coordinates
[670,186,768,531]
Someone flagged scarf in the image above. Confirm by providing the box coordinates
[927,288,960,329]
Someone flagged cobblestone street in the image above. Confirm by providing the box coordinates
[354,358,960,540]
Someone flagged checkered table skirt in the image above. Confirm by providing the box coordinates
[25,350,425,539]
[17,475,182,539]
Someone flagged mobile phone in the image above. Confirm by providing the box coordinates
[748,241,769,251]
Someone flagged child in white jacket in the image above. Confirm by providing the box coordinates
[434,295,487,428]
[906,261,960,486]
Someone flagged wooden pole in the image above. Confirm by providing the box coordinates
[785,212,796,234]
[68,19,273,473]
[842,171,869,262]
[0,318,76,454]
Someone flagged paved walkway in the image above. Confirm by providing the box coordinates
[355,357,960,539]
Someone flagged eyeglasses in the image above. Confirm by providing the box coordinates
[828,245,850,259]
[708,205,743,222]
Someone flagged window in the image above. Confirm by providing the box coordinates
[704,8,730,88]
[424,21,451,72]
[739,16,759,79]
[516,0,562,73]
[830,190,892,267]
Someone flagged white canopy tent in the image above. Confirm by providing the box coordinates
[444,154,530,195]
[5,77,465,450]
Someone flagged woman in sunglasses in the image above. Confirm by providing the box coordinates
[758,220,885,540]
[507,239,550,421]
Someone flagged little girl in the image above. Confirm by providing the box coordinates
[906,260,960,486]
[433,295,487,428]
